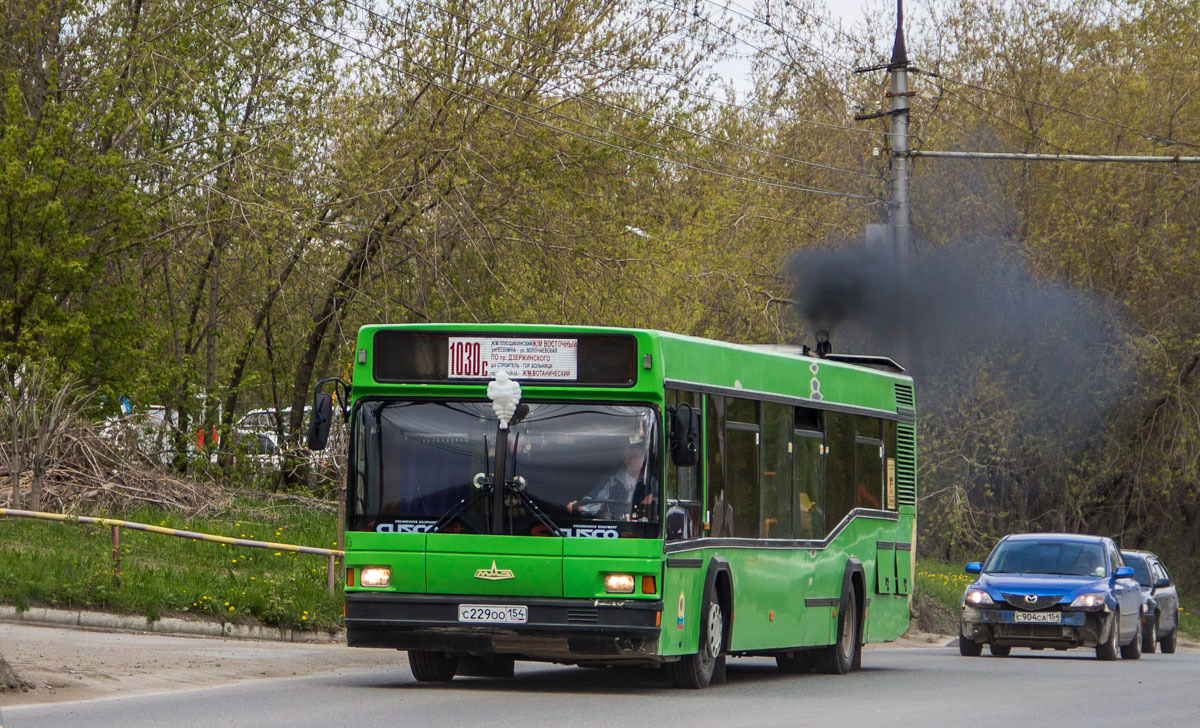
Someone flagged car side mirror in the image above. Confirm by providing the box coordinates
[667,403,700,467]
[1114,566,1134,579]
[1153,577,1171,589]
[306,392,333,450]
[965,562,982,574]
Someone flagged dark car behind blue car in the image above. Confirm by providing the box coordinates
[959,533,1146,660]
[1121,549,1180,655]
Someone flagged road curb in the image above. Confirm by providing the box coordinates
[0,605,344,644]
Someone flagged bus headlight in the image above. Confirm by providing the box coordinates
[604,574,635,594]
[359,567,391,588]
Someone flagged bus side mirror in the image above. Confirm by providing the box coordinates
[668,403,700,467]
[307,392,333,450]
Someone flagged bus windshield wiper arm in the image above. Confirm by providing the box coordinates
[429,474,492,534]
[506,477,564,537]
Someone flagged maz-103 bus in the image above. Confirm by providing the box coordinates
[307,324,917,688]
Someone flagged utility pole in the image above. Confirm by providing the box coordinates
[888,0,911,274]
[855,1,912,271]
[858,0,1200,261]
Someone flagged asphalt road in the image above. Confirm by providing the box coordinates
[5,644,1198,728]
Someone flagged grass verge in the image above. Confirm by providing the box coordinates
[0,502,342,631]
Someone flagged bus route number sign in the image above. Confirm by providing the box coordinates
[447,337,578,380]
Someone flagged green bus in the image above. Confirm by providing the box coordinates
[307,324,917,688]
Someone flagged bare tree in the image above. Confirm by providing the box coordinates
[0,360,93,511]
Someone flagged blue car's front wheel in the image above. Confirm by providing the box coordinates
[958,634,982,657]
[1096,610,1119,661]
[1120,618,1142,660]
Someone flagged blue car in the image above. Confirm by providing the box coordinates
[959,533,1146,660]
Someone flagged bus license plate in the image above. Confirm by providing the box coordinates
[1014,611,1060,624]
[457,604,528,624]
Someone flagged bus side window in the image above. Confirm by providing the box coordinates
[824,411,855,532]
[666,389,702,541]
[854,416,884,510]
[793,406,824,539]
[761,402,792,539]
[705,395,728,537]
[725,398,759,538]
[884,419,898,510]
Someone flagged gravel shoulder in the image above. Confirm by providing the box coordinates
[0,622,400,708]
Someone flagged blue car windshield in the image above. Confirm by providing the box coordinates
[985,540,1108,577]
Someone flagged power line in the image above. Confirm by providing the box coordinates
[653,0,876,110]
[721,0,888,73]
[409,0,887,139]
[241,0,882,201]
[921,86,1194,182]
[912,150,1200,163]
[780,0,887,61]
[915,67,1200,150]
[343,0,879,181]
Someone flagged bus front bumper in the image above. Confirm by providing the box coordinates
[345,592,663,661]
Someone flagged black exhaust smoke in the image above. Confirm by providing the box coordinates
[786,236,1132,446]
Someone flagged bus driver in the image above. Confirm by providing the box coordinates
[566,435,657,521]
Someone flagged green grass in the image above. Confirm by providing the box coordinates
[916,559,975,612]
[0,502,342,631]
[916,558,1197,640]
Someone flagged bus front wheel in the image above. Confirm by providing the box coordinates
[408,650,459,682]
[668,583,725,688]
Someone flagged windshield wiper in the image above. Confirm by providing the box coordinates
[429,473,492,534]
[505,476,564,537]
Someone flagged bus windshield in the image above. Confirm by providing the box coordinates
[351,400,661,538]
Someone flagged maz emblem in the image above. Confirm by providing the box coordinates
[474,561,515,581]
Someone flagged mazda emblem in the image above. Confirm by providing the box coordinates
[1024,594,1038,604]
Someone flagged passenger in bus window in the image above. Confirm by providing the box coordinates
[566,437,658,520]
[856,481,880,509]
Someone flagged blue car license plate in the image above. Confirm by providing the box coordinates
[1014,611,1061,624]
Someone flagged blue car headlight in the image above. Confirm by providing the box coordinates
[964,588,995,606]
[1069,592,1107,609]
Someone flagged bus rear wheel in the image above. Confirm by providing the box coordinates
[816,586,859,675]
[668,584,724,689]
[409,650,459,682]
